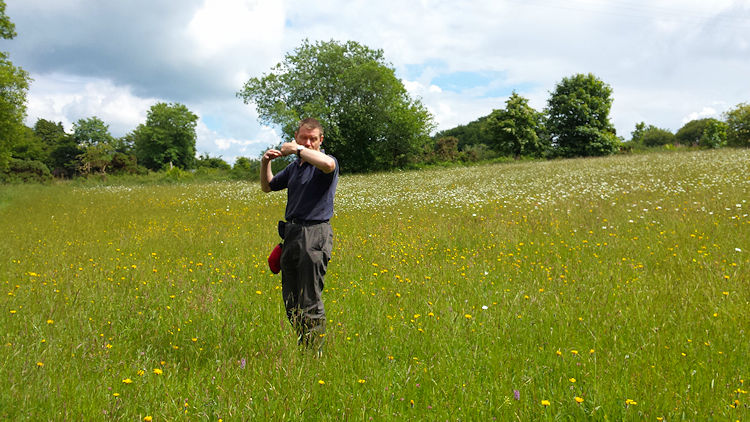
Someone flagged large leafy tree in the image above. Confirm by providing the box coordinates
[483,92,547,158]
[73,117,117,175]
[0,0,31,172]
[134,102,198,171]
[237,39,434,173]
[33,119,81,177]
[546,73,619,157]
[724,103,750,148]
[675,118,717,146]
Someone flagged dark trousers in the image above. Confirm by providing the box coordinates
[280,221,332,348]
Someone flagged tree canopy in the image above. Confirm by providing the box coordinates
[134,102,198,171]
[237,39,435,173]
[546,73,619,157]
[0,0,31,172]
[675,118,717,146]
[724,103,750,148]
[483,92,548,158]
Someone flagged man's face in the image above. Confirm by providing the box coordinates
[295,127,323,151]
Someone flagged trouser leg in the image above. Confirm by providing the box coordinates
[280,223,332,351]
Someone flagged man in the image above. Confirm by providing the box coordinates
[261,118,338,354]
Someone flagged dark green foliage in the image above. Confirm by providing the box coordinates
[641,125,676,147]
[134,102,198,171]
[724,103,750,147]
[699,120,728,149]
[434,136,459,162]
[675,118,717,146]
[237,39,435,173]
[434,116,491,150]
[48,141,83,178]
[0,53,31,172]
[0,0,30,171]
[0,158,51,183]
[459,143,497,162]
[109,152,144,175]
[196,153,231,170]
[230,156,260,180]
[546,73,619,157]
[483,92,548,158]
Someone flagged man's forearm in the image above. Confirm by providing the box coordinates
[260,159,273,192]
[299,148,336,174]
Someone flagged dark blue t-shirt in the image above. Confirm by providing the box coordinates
[268,153,339,222]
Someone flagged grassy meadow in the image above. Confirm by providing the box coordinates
[1,149,749,420]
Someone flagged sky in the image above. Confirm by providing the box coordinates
[3,0,750,164]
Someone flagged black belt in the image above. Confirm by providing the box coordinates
[287,218,329,226]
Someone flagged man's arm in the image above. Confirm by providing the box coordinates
[260,149,282,193]
[280,142,336,174]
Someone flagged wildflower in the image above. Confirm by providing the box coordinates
[137,370,145,376]
[625,398,637,406]
[47,319,54,324]
[122,378,133,384]
[575,396,584,403]
[144,416,152,422]
[513,390,520,400]
[556,350,562,356]
[153,368,163,375]
[255,290,262,295]
[318,380,325,385]
[464,314,472,319]
[541,399,550,407]
[36,362,44,367]
[569,378,576,383]
[113,393,120,397]
[358,379,366,384]
[571,350,579,355]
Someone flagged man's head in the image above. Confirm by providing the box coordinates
[295,118,324,151]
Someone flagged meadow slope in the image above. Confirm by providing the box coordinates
[1,149,748,420]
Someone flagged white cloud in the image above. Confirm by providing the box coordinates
[682,107,720,124]
[25,73,157,136]
[187,0,285,60]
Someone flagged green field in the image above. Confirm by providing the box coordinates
[1,149,748,420]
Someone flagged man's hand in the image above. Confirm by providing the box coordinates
[280,141,300,157]
[262,148,283,163]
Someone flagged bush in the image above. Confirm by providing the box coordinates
[460,143,498,162]
[1,158,52,183]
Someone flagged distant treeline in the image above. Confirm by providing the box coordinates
[2,31,749,183]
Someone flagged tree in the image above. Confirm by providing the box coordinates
[675,118,717,146]
[546,73,619,157]
[73,116,115,147]
[434,115,492,150]
[196,153,230,170]
[640,125,676,147]
[434,136,459,162]
[630,122,647,145]
[32,119,80,177]
[73,117,116,174]
[134,102,198,171]
[699,120,728,149]
[724,103,750,148]
[0,0,31,172]
[237,39,435,173]
[483,92,547,158]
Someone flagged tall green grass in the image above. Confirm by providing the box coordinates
[1,149,748,420]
